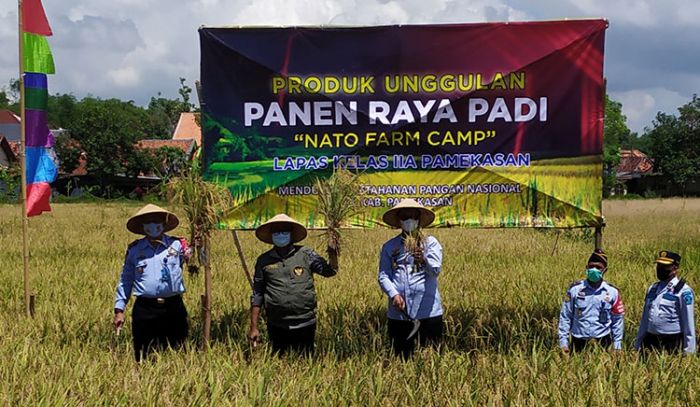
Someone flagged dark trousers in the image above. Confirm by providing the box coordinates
[388,315,444,359]
[640,333,684,354]
[267,323,316,356]
[571,335,612,352]
[132,296,188,361]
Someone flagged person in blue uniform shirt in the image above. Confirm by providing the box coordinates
[113,204,191,361]
[378,199,444,358]
[634,250,695,354]
[558,249,625,352]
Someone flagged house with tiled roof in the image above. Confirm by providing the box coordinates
[616,149,654,181]
[172,112,201,146]
[611,149,655,196]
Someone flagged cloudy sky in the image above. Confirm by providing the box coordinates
[1,0,698,134]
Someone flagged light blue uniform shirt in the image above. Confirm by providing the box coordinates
[558,280,625,349]
[378,234,443,320]
[114,235,187,311]
[634,277,695,354]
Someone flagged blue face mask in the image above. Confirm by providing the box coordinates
[272,231,291,248]
[586,267,603,283]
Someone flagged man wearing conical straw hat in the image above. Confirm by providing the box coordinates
[113,204,192,361]
[248,214,338,355]
[379,199,444,358]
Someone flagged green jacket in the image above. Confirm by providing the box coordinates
[251,245,336,328]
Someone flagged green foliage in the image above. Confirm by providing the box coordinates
[0,89,10,110]
[603,95,631,197]
[645,95,700,191]
[67,97,151,183]
[53,131,82,175]
[152,146,190,178]
[1,78,20,113]
[0,165,20,202]
[147,93,182,138]
[139,78,195,139]
[47,93,78,128]
[178,77,194,113]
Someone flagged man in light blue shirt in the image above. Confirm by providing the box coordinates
[379,199,443,358]
[634,250,695,354]
[113,204,191,361]
[558,249,625,352]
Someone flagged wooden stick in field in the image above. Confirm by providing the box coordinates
[231,230,253,290]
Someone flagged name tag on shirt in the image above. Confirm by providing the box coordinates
[662,293,677,302]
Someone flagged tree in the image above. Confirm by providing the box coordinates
[178,77,193,113]
[147,93,182,138]
[645,95,700,192]
[47,93,78,128]
[145,78,196,138]
[603,94,632,196]
[0,90,10,110]
[65,97,151,190]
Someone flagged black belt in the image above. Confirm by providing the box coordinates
[136,295,182,306]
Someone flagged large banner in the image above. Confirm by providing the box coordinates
[200,20,607,229]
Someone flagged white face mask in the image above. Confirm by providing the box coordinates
[271,231,291,247]
[400,218,419,233]
[143,222,164,238]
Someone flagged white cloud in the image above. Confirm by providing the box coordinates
[567,0,654,26]
[611,88,688,134]
[108,66,140,87]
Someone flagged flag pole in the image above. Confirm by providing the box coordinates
[18,0,33,317]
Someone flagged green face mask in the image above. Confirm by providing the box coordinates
[586,267,603,283]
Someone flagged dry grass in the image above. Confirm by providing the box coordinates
[0,198,699,405]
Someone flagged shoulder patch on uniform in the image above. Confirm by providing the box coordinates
[682,291,693,305]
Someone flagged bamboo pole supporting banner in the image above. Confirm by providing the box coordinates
[193,79,212,347]
[202,235,212,347]
[231,230,253,290]
[18,0,34,318]
[595,226,603,251]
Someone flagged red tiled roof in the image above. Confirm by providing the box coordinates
[137,139,195,155]
[0,110,20,124]
[172,112,201,146]
[616,149,653,175]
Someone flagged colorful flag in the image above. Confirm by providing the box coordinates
[22,33,55,74]
[22,1,56,217]
[21,0,52,36]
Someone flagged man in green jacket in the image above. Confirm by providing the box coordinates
[247,214,338,355]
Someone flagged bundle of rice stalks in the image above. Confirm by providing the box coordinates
[314,167,363,259]
[167,155,233,271]
[403,230,425,273]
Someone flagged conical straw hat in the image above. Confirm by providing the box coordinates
[126,204,179,234]
[382,198,435,228]
[255,214,308,244]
